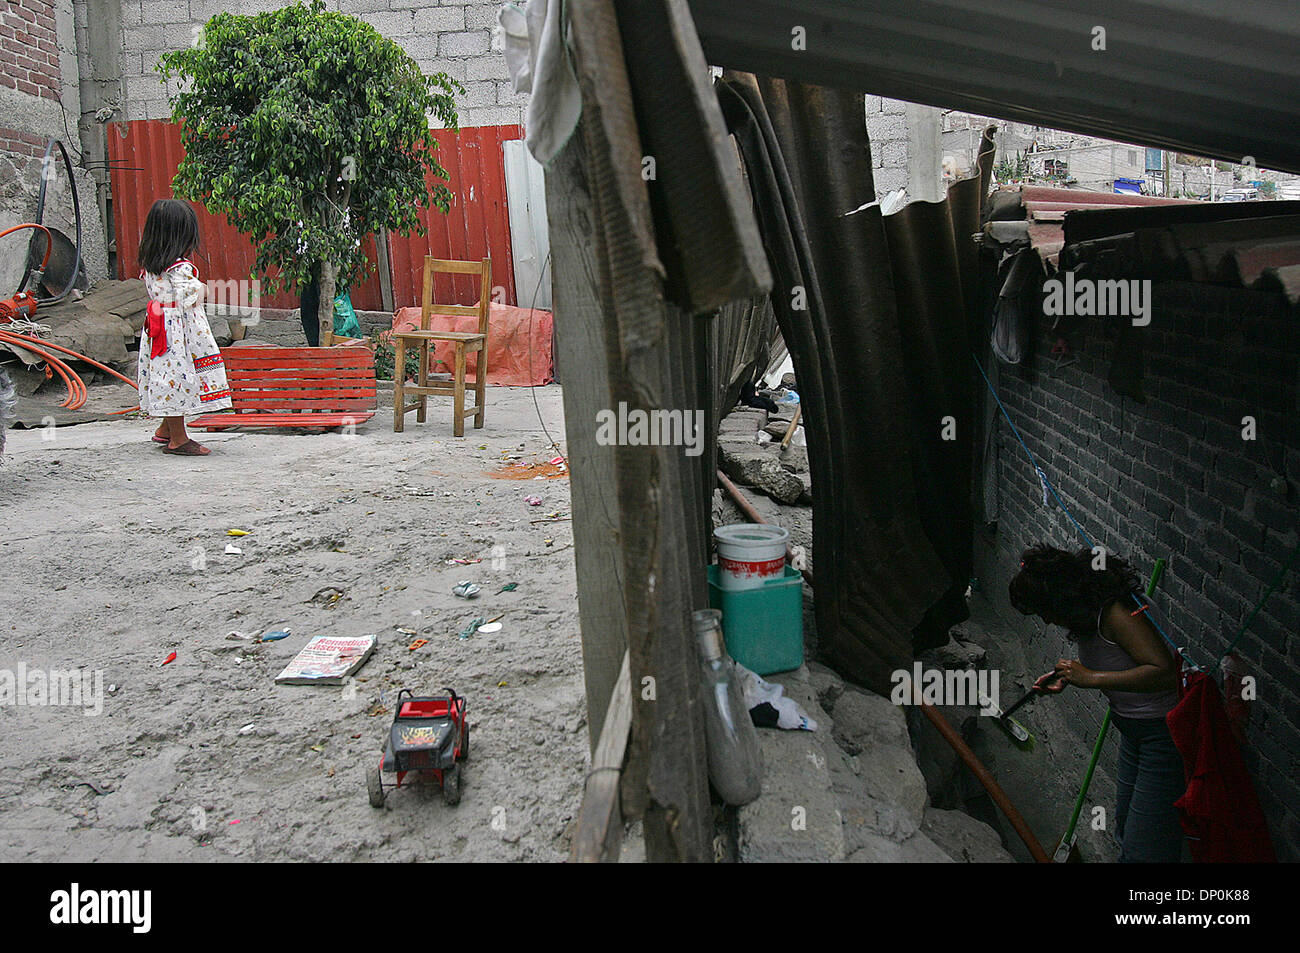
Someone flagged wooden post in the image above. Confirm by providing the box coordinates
[546,138,631,748]
[376,227,395,315]
[546,0,715,861]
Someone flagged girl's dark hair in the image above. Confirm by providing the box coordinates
[138,199,200,275]
[1008,544,1141,629]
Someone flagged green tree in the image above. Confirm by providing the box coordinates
[160,0,461,344]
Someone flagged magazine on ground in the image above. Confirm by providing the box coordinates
[274,634,377,685]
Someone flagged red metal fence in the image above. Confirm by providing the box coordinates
[108,120,523,311]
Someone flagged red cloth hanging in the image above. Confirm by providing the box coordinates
[145,300,168,358]
[1166,670,1277,862]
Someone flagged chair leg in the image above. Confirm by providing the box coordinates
[416,340,428,423]
[453,344,466,438]
[393,337,406,433]
[473,346,487,429]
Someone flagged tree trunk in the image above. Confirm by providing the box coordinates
[317,260,337,347]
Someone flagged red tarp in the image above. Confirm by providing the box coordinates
[391,304,554,386]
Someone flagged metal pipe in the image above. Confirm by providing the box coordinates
[714,468,1050,863]
[917,697,1051,862]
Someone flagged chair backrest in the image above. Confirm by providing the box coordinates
[420,257,492,337]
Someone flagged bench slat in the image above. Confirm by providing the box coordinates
[224,346,373,361]
[209,346,379,428]
[192,411,375,430]
[226,383,377,396]
[230,398,377,411]
[227,369,376,382]
[225,358,374,370]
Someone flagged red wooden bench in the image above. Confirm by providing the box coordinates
[190,345,377,431]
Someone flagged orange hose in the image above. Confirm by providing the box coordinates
[0,330,138,389]
[0,330,84,409]
[0,328,141,414]
[0,223,53,273]
[31,344,79,408]
[48,351,84,409]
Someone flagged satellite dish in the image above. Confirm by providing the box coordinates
[25,226,87,299]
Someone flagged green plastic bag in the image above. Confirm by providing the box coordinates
[333,290,362,339]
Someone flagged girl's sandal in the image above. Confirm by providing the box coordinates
[162,439,210,456]
[151,433,169,444]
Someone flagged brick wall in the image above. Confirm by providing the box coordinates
[0,126,53,156]
[114,0,525,127]
[1,0,109,292]
[976,280,1300,860]
[0,0,62,100]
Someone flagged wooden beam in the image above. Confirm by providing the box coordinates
[571,651,632,862]
[545,136,631,748]
[376,228,394,314]
[549,0,715,862]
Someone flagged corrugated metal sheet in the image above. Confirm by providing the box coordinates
[503,139,553,310]
[689,0,1300,175]
[1060,206,1300,301]
[107,121,522,311]
[994,185,1196,264]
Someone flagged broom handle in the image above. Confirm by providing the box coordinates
[1059,558,1165,852]
[1062,709,1111,849]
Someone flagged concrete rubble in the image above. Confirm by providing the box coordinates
[735,662,1014,862]
[714,405,1011,862]
[717,406,811,506]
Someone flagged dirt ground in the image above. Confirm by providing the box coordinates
[0,382,588,862]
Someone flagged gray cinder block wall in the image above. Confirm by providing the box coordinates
[103,0,524,127]
[975,280,1300,860]
[865,95,909,198]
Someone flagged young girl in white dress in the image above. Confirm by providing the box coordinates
[137,199,232,455]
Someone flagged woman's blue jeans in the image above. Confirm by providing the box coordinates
[1112,711,1187,862]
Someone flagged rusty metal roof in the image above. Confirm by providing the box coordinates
[1060,208,1300,301]
[689,0,1300,174]
[995,185,1195,264]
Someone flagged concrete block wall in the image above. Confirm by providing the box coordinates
[865,94,909,197]
[109,0,524,128]
[976,280,1300,860]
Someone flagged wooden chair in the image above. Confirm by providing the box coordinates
[392,257,491,437]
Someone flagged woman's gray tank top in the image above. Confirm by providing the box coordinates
[1075,596,1178,719]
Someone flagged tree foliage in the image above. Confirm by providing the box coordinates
[159,0,462,302]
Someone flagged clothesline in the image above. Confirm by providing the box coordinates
[971,353,1201,671]
[974,351,1299,679]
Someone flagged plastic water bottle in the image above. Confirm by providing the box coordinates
[694,609,762,806]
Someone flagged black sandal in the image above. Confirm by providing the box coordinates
[162,439,210,456]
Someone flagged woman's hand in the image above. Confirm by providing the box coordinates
[1038,659,1096,691]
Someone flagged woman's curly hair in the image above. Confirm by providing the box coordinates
[1008,544,1141,631]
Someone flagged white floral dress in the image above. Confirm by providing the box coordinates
[138,259,232,416]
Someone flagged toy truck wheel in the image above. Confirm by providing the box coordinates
[367,765,386,808]
[442,763,462,806]
[460,726,469,762]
